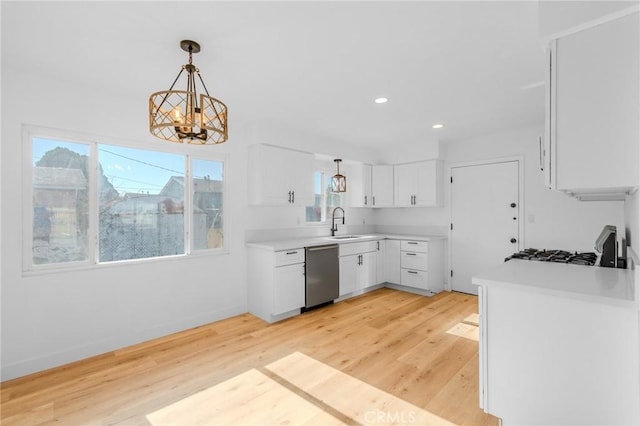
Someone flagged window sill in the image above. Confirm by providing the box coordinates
[22,249,230,277]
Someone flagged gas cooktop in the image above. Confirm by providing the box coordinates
[505,249,598,266]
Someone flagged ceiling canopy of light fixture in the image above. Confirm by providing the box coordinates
[149,40,228,145]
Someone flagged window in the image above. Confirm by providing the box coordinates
[27,130,225,271]
[306,170,341,223]
[32,138,90,265]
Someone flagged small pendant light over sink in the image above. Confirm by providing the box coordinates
[149,40,228,145]
[331,159,347,193]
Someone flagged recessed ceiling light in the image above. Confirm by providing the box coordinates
[432,123,444,129]
[374,97,388,104]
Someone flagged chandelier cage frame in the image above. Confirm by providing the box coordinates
[149,40,228,145]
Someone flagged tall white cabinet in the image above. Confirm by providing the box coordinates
[544,11,639,198]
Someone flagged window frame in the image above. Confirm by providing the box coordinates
[305,166,342,226]
[23,125,228,274]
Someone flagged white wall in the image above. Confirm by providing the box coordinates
[0,66,252,380]
[538,0,639,39]
[376,126,625,251]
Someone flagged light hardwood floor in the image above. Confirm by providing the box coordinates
[1,288,499,425]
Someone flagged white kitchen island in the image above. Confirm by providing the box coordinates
[473,259,639,426]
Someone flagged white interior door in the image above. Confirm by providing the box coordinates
[450,161,520,295]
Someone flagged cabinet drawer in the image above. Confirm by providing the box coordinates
[275,248,305,266]
[339,241,378,257]
[401,269,428,289]
[400,251,428,270]
[401,240,428,253]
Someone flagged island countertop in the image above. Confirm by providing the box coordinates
[472,259,637,309]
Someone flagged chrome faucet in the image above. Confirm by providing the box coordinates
[330,207,345,236]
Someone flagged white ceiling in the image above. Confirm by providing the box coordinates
[2,1,547,150]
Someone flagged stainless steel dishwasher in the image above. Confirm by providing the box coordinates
[304,244,339,309]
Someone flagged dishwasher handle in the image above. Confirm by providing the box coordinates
[306,245,338,252]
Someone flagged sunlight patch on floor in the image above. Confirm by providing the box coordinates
[146,351,458,426]
[446,322,479,341]
[146,368,345,425]
[266,352,457,426]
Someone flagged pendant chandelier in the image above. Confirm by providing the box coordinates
[331,159,347,192]
[149,40,228,145]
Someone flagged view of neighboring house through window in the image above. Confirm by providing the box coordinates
[29,133,225,270]
[98,145,186,262]
[306,170,341,223]
[32,138,90,265]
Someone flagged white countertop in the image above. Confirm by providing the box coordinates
[246,233,446,251]
[473,259,637,308]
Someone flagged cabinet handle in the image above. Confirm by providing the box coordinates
[538,136,544,171]
[288,191,292,203]
[292,191,295,204]
[407,270,418,274]
[405,253,417,256]
[286,251,298,255]
[372,196,376,206]
[377,241,380,251]
[412,195,415,205]
[364,195,367,205]
[408,242,418,245]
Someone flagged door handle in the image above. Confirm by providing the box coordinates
[510,203,516,208]
[510,238,517,244]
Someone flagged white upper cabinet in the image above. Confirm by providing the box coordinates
[394,160,443,207]
[371,165,394,207]
[349,164,394,208]
[348,163,373,207]
[544,12,639,199]
[248,144,314,206]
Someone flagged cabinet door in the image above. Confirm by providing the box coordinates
[415,161,442,207]
[553,13,639,192]
[394,164,415,207]
[248,144,288,205]
[360,251,378,289]
[384,240,401,284]
[273,263,305,314]
[348,164,372,207]
[248,144,314,206]
[288,149,314,206]
[371,165,394,207]
[339,255,358,296]
[376,240,385,284]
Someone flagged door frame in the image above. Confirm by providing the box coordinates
[447,156,525,291]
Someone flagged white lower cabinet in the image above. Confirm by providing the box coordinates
[248,246,305,323]
[477,282,640,425]
[273,263,305,315]
[339,241,377,296]
[375,240,385,285]
[399,239,444,293]
[383,239,401,284]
